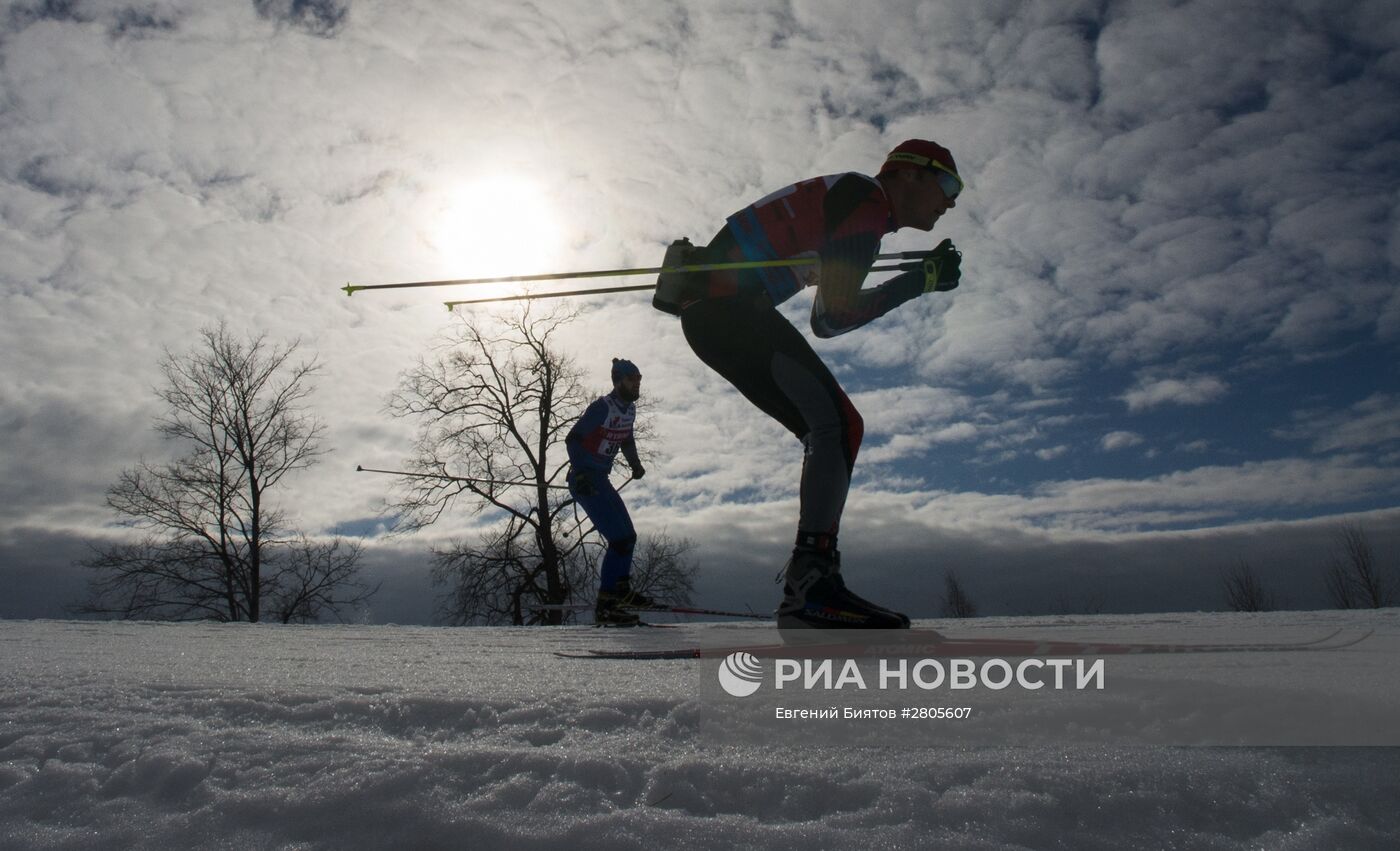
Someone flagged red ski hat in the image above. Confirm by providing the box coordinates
[879,139,962,191]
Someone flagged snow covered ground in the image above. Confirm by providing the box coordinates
[3,611,1399,850]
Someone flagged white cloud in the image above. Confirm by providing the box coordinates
[868,455,1400,536]
[1100,431,1144,452]
[1277,394,1400,454]
[1122,376,1229,411]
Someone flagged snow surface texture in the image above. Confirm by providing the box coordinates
[2,611,1399,850]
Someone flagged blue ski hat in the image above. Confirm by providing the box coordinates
[611,358,641,381]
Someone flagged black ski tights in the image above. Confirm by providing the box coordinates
[681,294,863,538]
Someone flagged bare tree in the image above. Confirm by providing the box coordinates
[940,569,979,619]
[389,306,693,625]
[1221,560,1278,612]
[1323,524,1396,609]
[75,323,374,622]
[628,532,699,607]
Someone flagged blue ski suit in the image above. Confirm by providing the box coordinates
[566,392,642,592]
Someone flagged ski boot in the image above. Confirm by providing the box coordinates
[594,577,656,626]
[829,549,912,628]
[613,576,658,609]
[775,539,911,630]
[594,595,641,626]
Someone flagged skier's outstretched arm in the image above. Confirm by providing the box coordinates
[811,237,961,338]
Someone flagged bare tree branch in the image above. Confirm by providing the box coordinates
[1323,524,1396,609]
[1221,560,1279,612]
[940,569,979,619]
[267,536,378,624]
[628,533,698,606]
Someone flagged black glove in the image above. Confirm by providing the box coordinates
[630,464,646,481]
[571,470,597,497]
[921,238,962,292]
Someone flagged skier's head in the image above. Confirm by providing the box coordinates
[611,358,641,402]
[877,139,963,231]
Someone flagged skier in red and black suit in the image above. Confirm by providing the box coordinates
[676,139,965,629]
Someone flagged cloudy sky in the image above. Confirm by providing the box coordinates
[3,0,1399,623]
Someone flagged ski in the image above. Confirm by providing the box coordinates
[532,602,771,620]
[554,629,1369,660]
[627,604,770,620]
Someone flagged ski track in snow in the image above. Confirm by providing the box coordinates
[2,612,1399,850]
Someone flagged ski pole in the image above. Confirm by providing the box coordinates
[443,283,656,309]
[441,260,928,310]
[356,464,571,491]
[342,251,937,296]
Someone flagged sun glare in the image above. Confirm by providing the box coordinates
[431,175,563,282]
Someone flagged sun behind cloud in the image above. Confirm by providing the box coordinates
[429,174,563,283]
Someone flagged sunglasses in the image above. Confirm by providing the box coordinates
[930,164,963,200]
[885,151,965,199]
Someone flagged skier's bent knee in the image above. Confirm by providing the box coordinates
[608,535,637,557]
